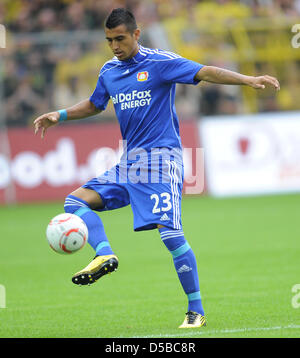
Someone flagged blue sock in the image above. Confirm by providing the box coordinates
[64,195,114,256]
[159,227,204,316]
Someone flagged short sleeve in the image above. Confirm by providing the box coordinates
[89,73,110,111]
[159,57,204,85]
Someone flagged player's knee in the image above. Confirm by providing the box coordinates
[70,187,103,210]
[64,194,90,214]
[158,227,186,252]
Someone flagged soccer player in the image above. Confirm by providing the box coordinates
[34,8,280,328]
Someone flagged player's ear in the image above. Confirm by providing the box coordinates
[133,28,140,41]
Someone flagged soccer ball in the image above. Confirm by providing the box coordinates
[46,213,88,254]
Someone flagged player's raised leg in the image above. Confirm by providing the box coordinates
[64,187,118,285]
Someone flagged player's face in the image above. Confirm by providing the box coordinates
[105,24,140,61]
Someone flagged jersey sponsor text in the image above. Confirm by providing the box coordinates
[110,90,152,110]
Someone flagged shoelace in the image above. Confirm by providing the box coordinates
[186,311,199,324]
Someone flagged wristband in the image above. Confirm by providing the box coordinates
[58,109,68,122]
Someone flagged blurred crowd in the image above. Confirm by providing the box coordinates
[1,0,300,127]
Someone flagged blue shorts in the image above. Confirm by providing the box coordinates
[82,157,183,231]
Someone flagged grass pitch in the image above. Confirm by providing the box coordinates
[0,194,299,338]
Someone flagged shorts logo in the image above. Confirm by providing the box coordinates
[160,213,170,221]
[137,71,149,81]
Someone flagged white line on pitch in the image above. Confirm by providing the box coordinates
[130,324,300,339]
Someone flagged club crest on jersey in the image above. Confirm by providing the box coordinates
[137,71,149,81]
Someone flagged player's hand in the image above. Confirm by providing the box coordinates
[248,75,280,91]
[34,111,60,139]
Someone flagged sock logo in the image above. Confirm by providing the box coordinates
[177,265,192,273]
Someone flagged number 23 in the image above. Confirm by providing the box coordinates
[150,193,172,213]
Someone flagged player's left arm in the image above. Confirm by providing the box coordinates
[195,65,280,90]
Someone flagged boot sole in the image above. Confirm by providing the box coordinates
[72,257,118,285]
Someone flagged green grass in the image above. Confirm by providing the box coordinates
[0,194,300,338]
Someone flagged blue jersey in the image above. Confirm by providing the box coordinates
[90,45,204,156]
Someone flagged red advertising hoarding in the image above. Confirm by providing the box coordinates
[0,120,203,204]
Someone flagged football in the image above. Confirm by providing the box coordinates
[46,213,88,254]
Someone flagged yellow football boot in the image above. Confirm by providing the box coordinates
[72,255,118,285]
[179,311,206,328]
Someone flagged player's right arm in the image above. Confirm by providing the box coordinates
[34,98,101,138]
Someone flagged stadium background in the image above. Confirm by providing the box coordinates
[1,0,300,202]
[0,0,300,339]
